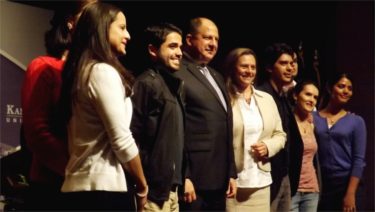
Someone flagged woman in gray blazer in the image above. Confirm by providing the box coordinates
[223,48,286,212]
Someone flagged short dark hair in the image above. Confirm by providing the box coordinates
[44,9,76,58]
[262,42,294,70]
[144,23,182,49]
[256,43,294,85]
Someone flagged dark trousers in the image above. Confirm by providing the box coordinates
[62,190,135,211]
[318,178,364,211]
[180,189,226,211]
[25,182,64,210]
[271,175,291,212]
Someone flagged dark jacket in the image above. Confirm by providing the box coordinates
[257,81,321,197]
[131,65,185,203]
[257,81,292,201]
[174,55,237,191]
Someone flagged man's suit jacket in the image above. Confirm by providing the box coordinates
[231,89,286,174]
[174,56,237,191]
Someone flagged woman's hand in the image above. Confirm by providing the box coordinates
[135,185,148,211]
[250,142,268,159]
[343,192,356,212]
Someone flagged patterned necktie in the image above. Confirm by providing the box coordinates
[200,66,227,111]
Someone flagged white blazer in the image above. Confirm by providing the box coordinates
[232,88,286,172]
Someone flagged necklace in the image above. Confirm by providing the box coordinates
[294,114,312,135]
[240,86,253,104]
[328,117,336,125]
[324,110,347,126]
[298,121,311,134]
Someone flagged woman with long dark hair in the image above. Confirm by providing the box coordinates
[59,3,147,210]
[313,73,366,211]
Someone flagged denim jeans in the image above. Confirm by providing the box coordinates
[290,192,319,212]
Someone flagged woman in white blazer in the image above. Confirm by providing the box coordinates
[223,48,286,212]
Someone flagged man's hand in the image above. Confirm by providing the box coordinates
[226,178,237,198]
[184,178,197,203]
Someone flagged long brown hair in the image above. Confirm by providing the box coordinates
[59,2,134,125]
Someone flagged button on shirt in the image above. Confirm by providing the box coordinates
[236,94,272,188]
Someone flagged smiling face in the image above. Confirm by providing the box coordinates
[186,18,219,65]
[270,53,294,86]
[152,32,183,72]
[330,77,353,105]
[294,84,319,115]
[109,12,130,56]
[234,54,257,90]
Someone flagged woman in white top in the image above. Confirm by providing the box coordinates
[223,48,286,211]
[59,3,147,210]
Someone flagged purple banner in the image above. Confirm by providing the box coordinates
[1,54,25,157]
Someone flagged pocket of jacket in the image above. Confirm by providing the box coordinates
[187,133,212,152]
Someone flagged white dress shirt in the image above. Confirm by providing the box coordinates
[236,93,272,188]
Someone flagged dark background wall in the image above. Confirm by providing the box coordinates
[10,0,375,210]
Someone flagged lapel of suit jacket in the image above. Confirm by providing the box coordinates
[184,59,227,112]
[208,66,231,106]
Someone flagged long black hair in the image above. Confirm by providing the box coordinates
[318,72,354,110]
[44,0,97,58]
[59,2,134,126]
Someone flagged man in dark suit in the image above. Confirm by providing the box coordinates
[175,17,237,211]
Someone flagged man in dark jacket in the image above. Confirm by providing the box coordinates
[174,17,237,211]
[130,23,184,211]
[256,42,296,212]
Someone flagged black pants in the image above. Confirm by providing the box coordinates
[62,190,135,211]
[318,178,364,211]
[180,189,226,211]
[25,182,64,211]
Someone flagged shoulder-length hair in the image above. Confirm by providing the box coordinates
[223,47,257,102]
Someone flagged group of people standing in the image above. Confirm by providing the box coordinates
[20,1,367,212]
